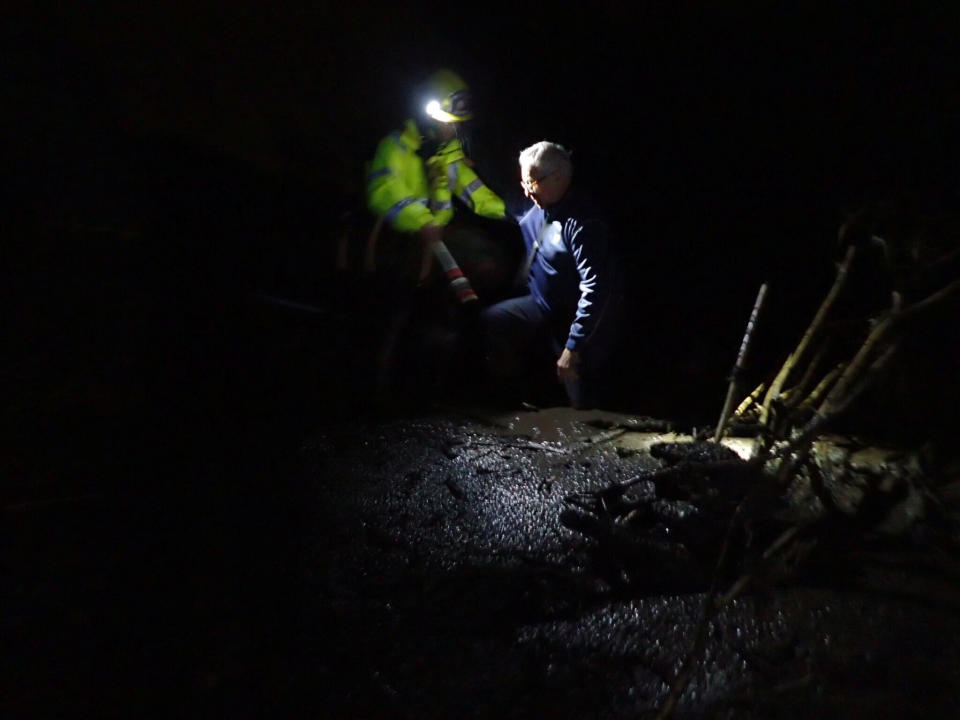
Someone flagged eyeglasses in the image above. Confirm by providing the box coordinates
[520,169,557,192]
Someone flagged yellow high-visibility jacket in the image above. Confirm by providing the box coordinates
[366,119,505,232]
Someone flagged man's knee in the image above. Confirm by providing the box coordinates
[480,300,535,378]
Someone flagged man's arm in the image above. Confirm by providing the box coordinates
[563,217,616,354]
[366,135,435,233]
[556,217,616,382]
[435,139,507,221]
[454,161,507,220]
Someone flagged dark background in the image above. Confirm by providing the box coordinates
[4,2,959,714]
[9,2,957,391]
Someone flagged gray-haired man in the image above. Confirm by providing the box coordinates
[480,141,621,408]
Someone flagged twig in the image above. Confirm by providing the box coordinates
[585,417,675,433]
[796,363,844,413]
[896,277,960,319]
[816,277,960,422]
[774,284,942,460]
[762,524,803,560]
[733,382,766,420]
[464,438,567,455]
[782,341,830,410]
[772,672,814,694]
[761,245,856,425]
[718,573,753,605]
[815,293,901,419]
[782,342,900,459]
[578,428,628,445]
[927,245,960,273]
[717,523,808,606]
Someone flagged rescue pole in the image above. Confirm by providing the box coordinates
[714,283,768,441]
[431,240,478,303]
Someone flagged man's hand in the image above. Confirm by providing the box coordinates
[557,347,580,383]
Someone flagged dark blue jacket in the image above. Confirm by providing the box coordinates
[516,189,619,352]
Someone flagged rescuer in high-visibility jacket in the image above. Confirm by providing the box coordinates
[366,69,507,304]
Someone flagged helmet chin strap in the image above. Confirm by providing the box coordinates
[455,123,472,158]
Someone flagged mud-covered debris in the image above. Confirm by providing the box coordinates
[303,411,960,718]
[444,475,465,499]
[586,416,674,433]
[560,508,605,537]
[441,444,460,459]
[579,428,627,445]
[651,441,742,465]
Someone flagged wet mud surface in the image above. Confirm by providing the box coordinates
[293,409,960,718]
[6,236,958,716]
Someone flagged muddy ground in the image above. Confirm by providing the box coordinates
[293,409,960,718]
[6,263,960,718]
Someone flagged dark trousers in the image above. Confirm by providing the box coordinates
[480,294,618,408]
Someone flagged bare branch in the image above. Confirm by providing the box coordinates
[733,382,766,420]
[761,245,857,425]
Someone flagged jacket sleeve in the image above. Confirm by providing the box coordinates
[564,218,616,352]
[434,139,506,221]
[366,134,434,233]
[450,161,506,220]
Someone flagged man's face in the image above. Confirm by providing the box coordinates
[520,163,563,208]
[436,122,458,141]
[423,119,458,145]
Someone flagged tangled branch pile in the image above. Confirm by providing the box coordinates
[561,211,960,715]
